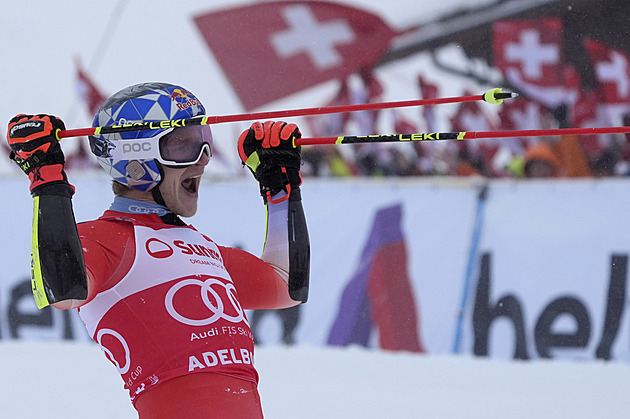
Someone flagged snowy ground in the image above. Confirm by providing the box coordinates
[1,342,628,418]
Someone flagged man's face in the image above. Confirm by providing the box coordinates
[158,151,210,217]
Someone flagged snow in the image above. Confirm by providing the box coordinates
[1,342,628,418]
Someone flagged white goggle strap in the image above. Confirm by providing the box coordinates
[111,136,163,163]
[110,130,210,166]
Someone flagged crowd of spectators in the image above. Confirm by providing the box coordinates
[3,69,628,180]
[299,70,630,180]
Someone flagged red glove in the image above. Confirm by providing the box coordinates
[238,121,302,202]
[7,114,72,194]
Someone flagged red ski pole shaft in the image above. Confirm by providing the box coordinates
[57,89,516,139]
[295,126,630,146]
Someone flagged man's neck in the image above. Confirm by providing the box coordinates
[109,196,171,216]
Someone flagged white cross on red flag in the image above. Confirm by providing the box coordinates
[450,90,499,166]
[492,18,568,108]
[583,37,630,136]
[584,38,630,105]
[194,1,398,110]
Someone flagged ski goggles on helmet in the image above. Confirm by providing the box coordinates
[114,124,213,167]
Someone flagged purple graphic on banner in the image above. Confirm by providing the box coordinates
[327,204,424,352]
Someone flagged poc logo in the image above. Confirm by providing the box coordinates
[122,142,152,154]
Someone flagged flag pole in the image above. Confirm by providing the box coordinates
[57,88,515,139]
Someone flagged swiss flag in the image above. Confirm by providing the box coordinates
[493,19,569,108]
[450,90,500,172]
[584,38,630,107]
[304,79,352,137]
[392,111,418,135]
[352,68,385,134]
[417,75,439,131]
[573,89,613,156]
[565,56,616,155]
[497,97,547,155]
[498,98,545,132]
[194,1,398,110]
[450,98,495,134]
[75,58,107,117]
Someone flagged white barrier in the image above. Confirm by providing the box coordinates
[1,175,629,361]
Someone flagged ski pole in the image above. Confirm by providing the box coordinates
[56,88,516,139]
[294,126,630,146]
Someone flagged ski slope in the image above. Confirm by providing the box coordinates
[1,342,628,418]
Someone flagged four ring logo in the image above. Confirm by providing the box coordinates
[165,276,247,326]
[96,328,131,374]
[146,238,174,259]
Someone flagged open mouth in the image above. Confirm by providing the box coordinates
[181,175,201,194]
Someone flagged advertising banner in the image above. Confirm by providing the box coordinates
[1,176,629,362]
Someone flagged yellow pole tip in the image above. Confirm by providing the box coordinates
[483,88,504,105]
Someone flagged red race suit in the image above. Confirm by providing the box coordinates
[75,203,305,418]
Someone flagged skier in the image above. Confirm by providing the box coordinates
[6,82,310,418]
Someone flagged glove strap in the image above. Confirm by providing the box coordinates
[265,167,292,204]
[29,164,73,194]
[263,167,302,204]
[10,148,47,175]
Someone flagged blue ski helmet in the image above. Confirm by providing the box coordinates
[89,82,207,191]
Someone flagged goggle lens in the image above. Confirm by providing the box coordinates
[158,125,213,165]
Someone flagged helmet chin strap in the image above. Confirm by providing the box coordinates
[150,165,184,226]
[151,161,168,207]
[152,185,184,226]
[151,184,167,207]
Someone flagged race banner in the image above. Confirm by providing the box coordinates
[2,177,630,363]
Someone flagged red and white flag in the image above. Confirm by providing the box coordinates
[351,68,384,135]
[493,18,573,108]
[304,78,352,137]
[450,92,496,134]
[497,97,547,155]
[584,37,630,124]
[194,1,398,110]
[498,98,545,132]
[574,89,614,156]
[450,89,499,169]
[417,75,439,131]
[75,58,107,117]
[392,110,418,135]
[564,59,615,155]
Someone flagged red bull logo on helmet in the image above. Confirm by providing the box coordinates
[170,88,202,111]
[170,89,189,100]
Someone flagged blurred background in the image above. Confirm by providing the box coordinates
[3,0,630,180]
[1,1,630,417]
